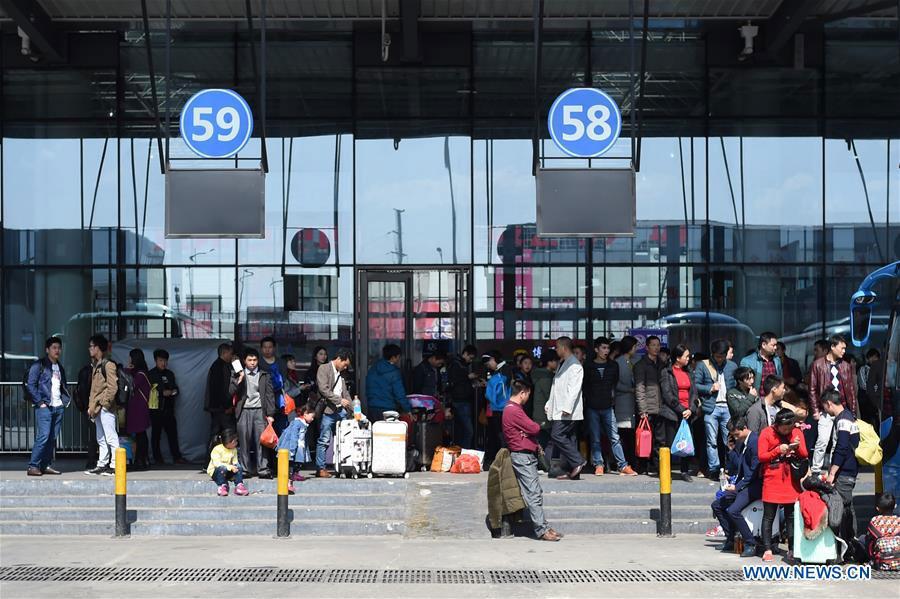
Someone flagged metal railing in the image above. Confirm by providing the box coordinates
[0,383,90,453]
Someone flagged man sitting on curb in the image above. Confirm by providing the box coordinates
[502,379,563,542]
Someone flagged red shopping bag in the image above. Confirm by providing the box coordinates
[259,423,279,449]
[635,415,652,459]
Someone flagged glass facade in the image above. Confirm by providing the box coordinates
[1,21,898,381]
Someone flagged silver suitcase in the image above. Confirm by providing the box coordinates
[371,415,409,478]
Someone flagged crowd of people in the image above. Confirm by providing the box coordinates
[20,329,896,555]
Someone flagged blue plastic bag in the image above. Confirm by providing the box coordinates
[670,419,694,458]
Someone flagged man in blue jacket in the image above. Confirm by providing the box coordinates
[365,344,411,422]
[822,390,860,543]
[739,332,782,396]
[26,336,72,476]
[694,339,738,479]
[710,417,761,557]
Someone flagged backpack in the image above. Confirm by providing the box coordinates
[872,536,900,571]
[855,418,883,465]
[98,360,133,407]
[73,364,93,412]
[21,360,45,404]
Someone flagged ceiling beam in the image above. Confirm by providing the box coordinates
[0,0,63,61]
[763,0,820,60]
[400,0,420,62]
[819,0,897,23]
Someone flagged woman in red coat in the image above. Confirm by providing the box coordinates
[757,407,808,561]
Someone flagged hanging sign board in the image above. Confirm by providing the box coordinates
[547,88,622,158]
[179,89,255,158]
[165,168,265,238]
[536,167,635,237]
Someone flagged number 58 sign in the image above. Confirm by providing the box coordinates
[547,88,622,158]
[180,89,254,158]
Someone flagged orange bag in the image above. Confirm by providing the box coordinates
[450,454,481,474]
[259,423,279,449]
[636,415,652,459]
[430,445,462,472]
[282,394,296,416]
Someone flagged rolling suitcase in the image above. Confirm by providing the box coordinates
[333,418,372,479]
[412,411,443,472]
[792,500,838,564]
[371,413,409,478]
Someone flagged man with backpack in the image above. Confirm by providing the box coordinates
[85,334,120,476]
[25,336,71,476]
[74,360,99,469]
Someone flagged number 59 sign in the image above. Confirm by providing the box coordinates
[547,88,622,158]
[179,89,254,158]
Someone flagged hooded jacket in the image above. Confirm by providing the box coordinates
[365,358,410,412]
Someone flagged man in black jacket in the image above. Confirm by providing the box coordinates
[412,350,446,397]
[230,348,278,478]
[148,349,186,465]
[447,345,479,448]
[584,337,636,476]
[205,343,236,449]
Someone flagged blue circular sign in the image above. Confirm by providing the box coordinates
[179,89,254,158]
[547,88,622,158]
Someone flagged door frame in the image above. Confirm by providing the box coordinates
[356,265,473,400]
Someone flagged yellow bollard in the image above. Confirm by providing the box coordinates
[276,449,290,537]
[658,447,673,537]
[114,447,128,537]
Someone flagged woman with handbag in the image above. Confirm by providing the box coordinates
[659,345,699,482]
[758,408,809,562]
[125,349,152,471]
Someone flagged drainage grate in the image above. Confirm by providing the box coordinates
[0,566,64,582]
[55,567,116,582]
[107,568,168,582]
[700,570,747,582]
[270,569,326,583]
[326,569,379,584]
[162,568,221,582]
[434,570,487,584]
[648,569,707,582]
[218,568,275,583]
[489,569,542,584]
[873,570,900,580]
[594,569,652,583]
[381,569,433,584]
[542,570,596,584]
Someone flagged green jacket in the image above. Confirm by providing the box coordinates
[531,368,554,431]
[487,449,526,529]
[726,387,757,420]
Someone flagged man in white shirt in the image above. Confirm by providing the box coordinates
[26,336,71,476]
[546,337,586,480]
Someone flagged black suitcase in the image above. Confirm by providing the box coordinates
[412,408,443,471]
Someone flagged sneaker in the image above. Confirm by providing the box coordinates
[740,544,757,558]
[100,467,115,476]
[718,541,735,552]
[681,473,693,483]
[217,484,229,497]
[287,482,296,495]
[84,466,106,476]
[234,483,249,496]
[594,466,605,476]
[291,471,303,482]
[706,525,724,537]
[762,550,774,562]
[619,465,638,476]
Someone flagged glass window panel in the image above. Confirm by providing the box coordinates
[356,136,471,264]
[825,139,898,264]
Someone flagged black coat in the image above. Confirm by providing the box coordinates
[447,355,475,404]
[204,358,233,412]
[583,359,619,411]
[659,365,699,423]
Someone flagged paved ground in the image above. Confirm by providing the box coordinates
[1,535,893,598]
